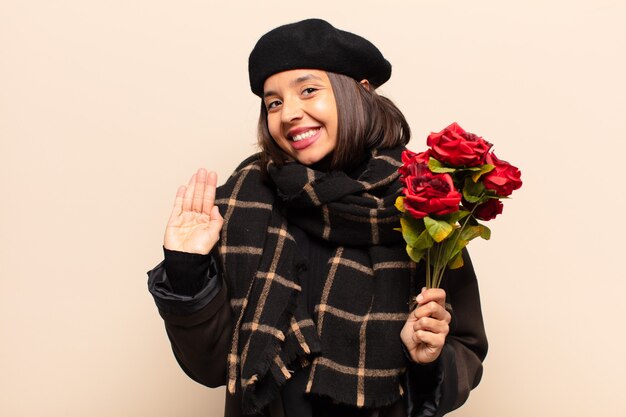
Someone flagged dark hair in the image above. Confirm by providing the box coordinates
[257,72,410,172]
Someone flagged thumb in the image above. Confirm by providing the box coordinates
[210,205,223,223]
[207,206,224,250]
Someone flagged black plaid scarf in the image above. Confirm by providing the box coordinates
[215,147,417,415]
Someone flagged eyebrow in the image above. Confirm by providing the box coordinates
[263,73,324,99]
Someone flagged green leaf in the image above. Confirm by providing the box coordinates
[406,245,426,263]
[428,158,456,173]
[436,209,470,224]
[447,251,465,269]
[482,189,500,198]
[463,177,485,203]
[471,164,495,182]
[399,216,424,247]
[424,216,454,243]
[460,224,491,242]
[480,224,491,240]
[413,228,435,250]
[460,225,483,241]
[443,229,469,264]
[395,196,405,213]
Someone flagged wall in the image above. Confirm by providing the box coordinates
[1,1,624,416]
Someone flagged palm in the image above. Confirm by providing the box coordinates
[164,169,223,255]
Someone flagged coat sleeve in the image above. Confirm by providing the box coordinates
[146,154,261,389]
[405,250,488,417]
[147,253,232,388]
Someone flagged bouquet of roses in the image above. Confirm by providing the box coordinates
[396,122,522,288]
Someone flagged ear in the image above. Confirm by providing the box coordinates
[359,79,371,91]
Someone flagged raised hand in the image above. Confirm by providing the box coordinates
[164,169,223,255]
[400,288,451,364]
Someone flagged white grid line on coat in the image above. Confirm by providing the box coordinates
[306,247,343,393]
[357,300,374,407]
[221,246,263,255]
[358,171,400,191]
[322,205,331,240]
[370,208,379,244]
[333,210,399,224]
[268,226,295,242]
[289,317,313,354]
[215,199,272,211]
[372,261,413,272]
[373,154,402,167]
[224,165,257,394]
[256,271,302,291]
[314,304,407,323]
[314,356,405,378]
[303,181,322,206]
[336,257,374,276]
[240,223,289,373]
[274,355,292,380]
[240,323,285,341]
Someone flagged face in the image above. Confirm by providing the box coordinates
[263,69,338,166]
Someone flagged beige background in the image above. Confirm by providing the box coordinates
[1,0,625,416]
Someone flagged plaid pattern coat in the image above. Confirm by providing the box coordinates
[149,147,488,417]
[214,148,426,414]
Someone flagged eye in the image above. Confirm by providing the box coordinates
[302,87,317,96]
[266,99,282,111]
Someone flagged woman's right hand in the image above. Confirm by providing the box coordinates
[164,168,224,255]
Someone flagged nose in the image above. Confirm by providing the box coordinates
[280,97,303,123]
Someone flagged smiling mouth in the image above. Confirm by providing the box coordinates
[290,128,321,142]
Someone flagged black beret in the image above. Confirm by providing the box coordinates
[248,18,392,97]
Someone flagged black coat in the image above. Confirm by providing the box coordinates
[148,248,487,417]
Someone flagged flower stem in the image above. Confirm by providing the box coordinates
[435,243,445,288]
[434,243,440,288]
[426,250,431,289]
[434,204,480,288]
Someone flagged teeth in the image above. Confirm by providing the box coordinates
[292,128,320,142]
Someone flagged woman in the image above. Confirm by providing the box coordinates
[148,19,487,417]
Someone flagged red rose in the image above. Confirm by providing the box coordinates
[473,199,504,221]
[427,122,492,167]
[399,149,430,177]
[483,153,523,196]
[402,164,461,219]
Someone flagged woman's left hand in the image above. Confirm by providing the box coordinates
[400,288,451,364]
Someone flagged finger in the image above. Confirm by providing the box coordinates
[202,171,218,216]
[416,288,446,308]
[182,173,196,212]
[413,301,451,322]
[210,204,223,222]
[412,317,449,335]
[192,168,207,212]
[172,185,186,216]
[412,329,446,351]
